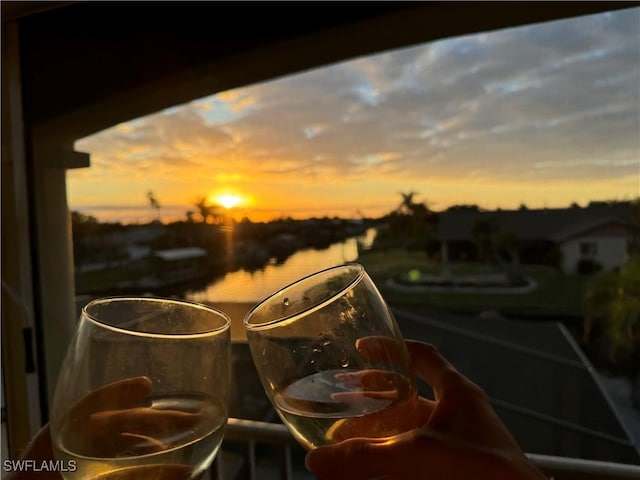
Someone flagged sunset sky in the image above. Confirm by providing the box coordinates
[70,7,639,224]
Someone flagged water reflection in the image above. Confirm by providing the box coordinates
[186,230,375,304]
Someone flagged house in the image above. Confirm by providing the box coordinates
[553,217,634,274]
[436,203,637,274]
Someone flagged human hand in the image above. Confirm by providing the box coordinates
[305,340,547,480]
[321,336,432,443]
[5,425,59,480]
[61,376,204,458]
[7,377,204,479]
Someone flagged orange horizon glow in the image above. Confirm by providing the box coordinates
[68,171,638,225]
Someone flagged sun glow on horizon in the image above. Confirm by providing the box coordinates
[213,193,244,209]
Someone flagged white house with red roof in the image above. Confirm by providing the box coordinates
[553,217,634,274]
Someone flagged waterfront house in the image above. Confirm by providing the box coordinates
[437,203,636,274]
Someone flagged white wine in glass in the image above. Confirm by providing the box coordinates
[244,263,419,450]
[50,297,231,480]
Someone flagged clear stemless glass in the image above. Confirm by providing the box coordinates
[244,263,419,450]
[50,297,231,480]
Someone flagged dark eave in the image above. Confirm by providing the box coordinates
[6,1,635,145]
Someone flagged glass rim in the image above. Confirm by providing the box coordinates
[82,296,231,338]
[244,263,365,331]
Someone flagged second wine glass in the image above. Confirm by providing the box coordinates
[244,263,419,450]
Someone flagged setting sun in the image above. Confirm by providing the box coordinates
[215,193,243,209]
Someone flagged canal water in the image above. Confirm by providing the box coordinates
[185,228,376,304]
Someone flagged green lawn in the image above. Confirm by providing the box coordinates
[357,249,589,318]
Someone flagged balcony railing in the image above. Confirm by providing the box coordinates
[212,417,640,480]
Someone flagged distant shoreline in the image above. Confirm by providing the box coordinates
[70,204,373,225]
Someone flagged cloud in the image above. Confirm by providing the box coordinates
[72,7,639,216]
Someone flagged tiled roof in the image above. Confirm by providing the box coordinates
[393,307,640,464]
[436,204,635,241]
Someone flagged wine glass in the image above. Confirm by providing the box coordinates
[244,263,419,450]
[49,296,231,480]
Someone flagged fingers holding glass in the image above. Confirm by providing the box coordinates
[245,264,420,450]
[65,383,210,458]
[306,341,548,480]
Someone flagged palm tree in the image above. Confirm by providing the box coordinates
[383,191,438,252]
[147,190,161,221]
[194,197,212,223]
[495,230,524,285]
[194,196,222,224]
[396,191,419,215]
[584,255,640,407]
[470,216,498,263]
